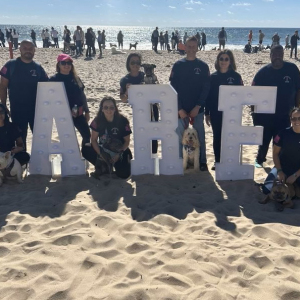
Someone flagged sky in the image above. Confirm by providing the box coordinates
[0,0,298,28]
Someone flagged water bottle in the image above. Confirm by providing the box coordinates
[72,104,78,117]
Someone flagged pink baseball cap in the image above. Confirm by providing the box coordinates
[57,54,73,62]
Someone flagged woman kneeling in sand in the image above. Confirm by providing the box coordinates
[82,96,132,179]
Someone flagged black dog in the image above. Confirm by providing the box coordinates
[142,64,158,84]
[129,42,138,50]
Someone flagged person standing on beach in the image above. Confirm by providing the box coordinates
[102,30,106,49]
[30,30,37,47]
[183,32,188,44]
[290,31,299,59]
[195,32,201,50]
[41,29,46,48]
[248,30,253,44]
[73,26,83,56]
[252,45,300,167]
[90,28,96,55]
[117,30,124,49]
[97,31,103,58]
[170,36,210,171]
[12,29,19,50]
[51,27,59,48]
[164,31,169,51]
[272,32,280,47]
[0,40,48,148]
[218,27,227,50]
[258,29,265,49]
[152,27,159,53]
[5,29,12,44]
[44,29,50,48]
[201,32,207,51]
[0,29,5,47]
[205,50,243,170]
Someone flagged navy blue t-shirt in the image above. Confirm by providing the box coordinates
[49,73,84,109]
[252,62,300,117]
[0,58,48,113]
[119,71,145,96]
[169,58,210,114]
[205,70,243,116]
[274,127,300,176]
[90,115,132,145]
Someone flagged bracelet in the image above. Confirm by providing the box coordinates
[277,168,282,173]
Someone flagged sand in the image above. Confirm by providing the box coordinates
[1,46,300,300]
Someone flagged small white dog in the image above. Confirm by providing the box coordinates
[0,151,23,186]
[111,46,126,55]
[182,128,200,170]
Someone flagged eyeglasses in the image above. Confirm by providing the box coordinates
[219,57,229,62]
[60,61,72,66]
[130,60,141,66]
[291,117,300,121]
[103,106,115,111]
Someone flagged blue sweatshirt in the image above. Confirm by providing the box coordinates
[169,58,210,114]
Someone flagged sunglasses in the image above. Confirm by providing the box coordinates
[219,57,229,62]
[130,60,141,66]
[103,106,115,111]
[60,61,73,66]
[291,117,300,121]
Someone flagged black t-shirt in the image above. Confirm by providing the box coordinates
[90,115,132,144]
[119,71,145,96]
[0,58,48,113]
[205,70,243,116]
[49,73,84,109]
[274,127,300,176]
[0,122,22,152]
[252,62,300,117]
[291,35,299,46]
[170,58,210,114]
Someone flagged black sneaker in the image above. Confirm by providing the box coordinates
[200,163,208,171]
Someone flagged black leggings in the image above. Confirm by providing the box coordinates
[14,151,30,166]
[210,111,223,163]
[152,104,159,154]
[82,145,132,179]
[73,115,91,146]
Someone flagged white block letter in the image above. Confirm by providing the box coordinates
[29,82,86,176]
[128,84,183,175]
[216,86,277,181]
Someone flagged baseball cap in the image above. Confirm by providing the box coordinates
[57,54,73,63]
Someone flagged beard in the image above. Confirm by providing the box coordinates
[21,52,34,60]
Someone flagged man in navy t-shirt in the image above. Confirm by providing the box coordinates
[0,40,48,149]
[252,45,300,166]
[170,36,210,171]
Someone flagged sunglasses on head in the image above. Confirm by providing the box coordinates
[219,57,229,62]
[60,61,72,66]
[291,117,300,121]
[130,60,141,66]
[103,105,115,111]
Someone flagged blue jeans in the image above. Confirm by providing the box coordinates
[76,40,82,55]
[176,112,207,164]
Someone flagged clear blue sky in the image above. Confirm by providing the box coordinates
[0,0,298,28]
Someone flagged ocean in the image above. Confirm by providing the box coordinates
[0,25,298,50]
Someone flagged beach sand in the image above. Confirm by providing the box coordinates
[1,47,300,300]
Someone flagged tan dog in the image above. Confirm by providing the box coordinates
[259,179,294,211]
[182,128,200,171]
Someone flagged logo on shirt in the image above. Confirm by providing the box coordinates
[283,76,291,83]
[111,127,119,135]
[227,77,235,84]
[0,66,7,75]
[30,70,37,77]
[194,68,201,75]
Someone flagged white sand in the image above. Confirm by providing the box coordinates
[1,47,300,300]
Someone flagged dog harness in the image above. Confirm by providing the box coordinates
[184,145,196,155]
[0,159,15,179]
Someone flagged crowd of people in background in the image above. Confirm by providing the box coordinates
[1,26,300,60]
